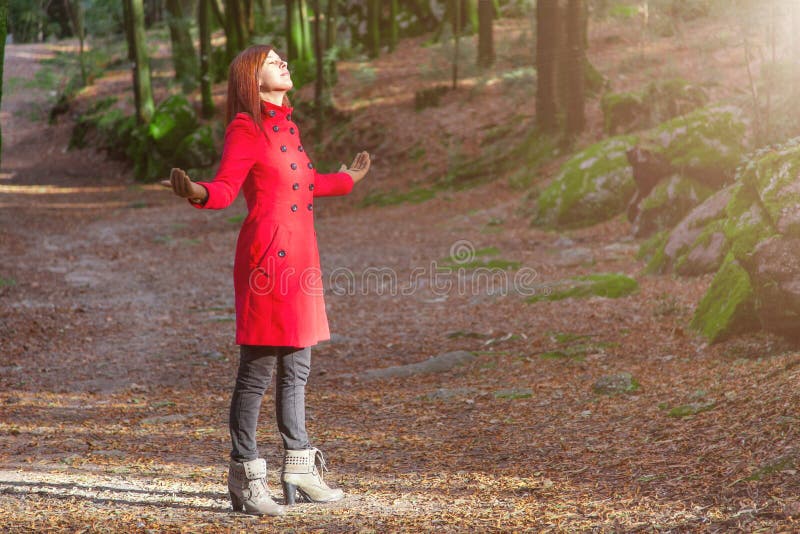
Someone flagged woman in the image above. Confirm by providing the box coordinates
[161,45,371,516]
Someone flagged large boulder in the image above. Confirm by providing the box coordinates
[721,182,777,262]
[534,135,638,229]
[601,92,649,135]
[690,252,758,343]
[749,236,800,340]
[645,105,747,189]
[631,174,713,238]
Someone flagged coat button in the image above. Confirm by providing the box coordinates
[292,182,299,190]
[291,204,298,211]
[268,110,276,117]
[289,127,295,135]
[278,250,286,257]
[309,183,315,191]
[307,203,313,211]
[307,162,314,169]
[290,163,298,170]
[273,125,279,132]
[298,145,304,152]
[281,145,287,152]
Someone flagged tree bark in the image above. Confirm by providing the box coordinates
[199,0,215,118]
[312,0,324,142]
[535,0,558,133]
[452,0,461,89]
[564,0,585,137]
[366,0,380,58]
[0,0,7,165]
[63,0,86,85]
[123,0,155,124]
[166,0,199,91]
[298,0,313,62]
[325,0,337,49]
[477,0,494,68]
[389,0,398,52]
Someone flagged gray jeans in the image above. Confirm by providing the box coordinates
[229,345,312,461]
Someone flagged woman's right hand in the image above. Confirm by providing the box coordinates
[160,168,208,203]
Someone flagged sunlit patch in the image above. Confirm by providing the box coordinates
[0,185,126,195]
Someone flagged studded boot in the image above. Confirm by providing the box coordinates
[228,458,286,516]
[281,448,345,504]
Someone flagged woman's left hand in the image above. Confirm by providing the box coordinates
[339,151,371,184]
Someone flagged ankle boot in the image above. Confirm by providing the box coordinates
[281,447,344,504]
[228,458,286,516]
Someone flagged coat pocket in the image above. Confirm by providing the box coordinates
[248,222,293,299]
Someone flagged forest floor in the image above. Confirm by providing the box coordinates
[3,12,800,533]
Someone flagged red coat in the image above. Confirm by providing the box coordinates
[190,99,354,347]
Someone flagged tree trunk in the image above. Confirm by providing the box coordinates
[166,0,199,91]
[312,0,324,142]
[123,0,155,124]
[477,0,494,68]
[325,0,337,49]
[535,0,558,133]
[464,0,478,33]
[0,0,7,165]
[286,0,297,61]
[199,0,215,118]
[564,0,585,137]
[63,0,86,85]
[367,0,380,58]
[452,0,460,89]
[298,0,313,62]
[389,0,398,52]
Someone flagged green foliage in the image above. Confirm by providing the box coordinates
[148,95,199,155]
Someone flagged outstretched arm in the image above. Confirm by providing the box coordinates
[313,151,371,198]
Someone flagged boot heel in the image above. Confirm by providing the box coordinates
[229,490,243,511]
[282,481,297,505]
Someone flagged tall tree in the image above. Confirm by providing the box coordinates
[312,0,323,141]
[63,0,86,85]
[325,0,337,49]
[535,0,558,133]
[452,0,461,89]
[477,0,494,68]
[298,0,312,62]
[389,0,398,52]
[123,0,155,124]
[198,0,215,117]
[366,0,380,58]
[166,0,199,91]
[0,0,7,165]
[564,0,585,137]
[286,0,311,63]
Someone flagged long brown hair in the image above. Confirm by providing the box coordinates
[225,45,291,133]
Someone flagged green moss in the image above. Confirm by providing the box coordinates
[601,92,646,134]
[722,183,777,261]
[738,138,800,236]
[149,94,199,157]
[667,401,716,418]
[535,135,638,229]
[635,175,713,237]
[689,252,757,342]
[650,106,746,183]
[638,230,670,274]
[527,272,638,302]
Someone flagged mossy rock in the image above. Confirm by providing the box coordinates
[642,78,708,124]
[601,92,648,135]
[721,182,778,262]
[534,135,638,229]
[738,137,800,237]
[673,218,729,276]
[174,125,217,169]
[689,252,758,343]
[527,272,639,303]
[632,174,713,238]
[647,105,747,189]
[749,236,800,341]
[149,94,199,157]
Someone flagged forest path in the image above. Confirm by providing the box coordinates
[1,38,799,531]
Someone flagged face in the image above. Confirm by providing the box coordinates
[258,49,292,93]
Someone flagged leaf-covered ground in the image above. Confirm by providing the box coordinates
[3,14,800,532]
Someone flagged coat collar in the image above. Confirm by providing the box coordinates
[260,98,293,117]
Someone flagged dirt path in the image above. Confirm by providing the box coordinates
[2,35,800,531]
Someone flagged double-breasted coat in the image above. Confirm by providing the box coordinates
[190,99,354,347]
